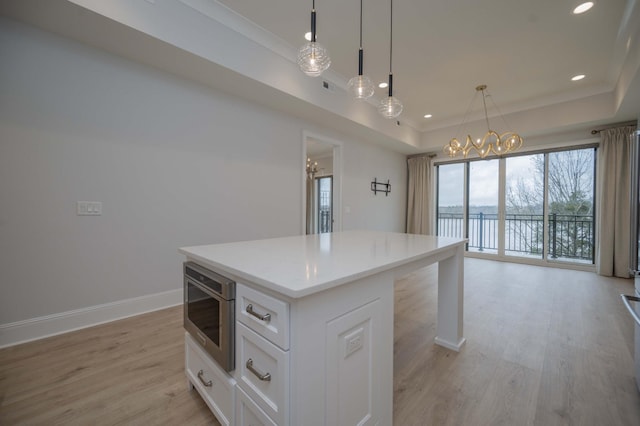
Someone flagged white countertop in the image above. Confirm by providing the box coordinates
[179,230,466,298]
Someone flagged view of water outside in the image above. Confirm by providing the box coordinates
[437,163,464,237]
[468,159,499,254]
[437,149,595,263]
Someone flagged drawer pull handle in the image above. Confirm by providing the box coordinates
[197,369,212,387]
[246,358,271,382]
[246,304,271,323]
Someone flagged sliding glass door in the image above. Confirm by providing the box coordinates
[437,163,465,238]
[547,149,595,263]
[468,159,499,254]
[505,154,544,259]
[436,147,596,265]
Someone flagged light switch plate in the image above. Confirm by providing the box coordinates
[77,201,102,216]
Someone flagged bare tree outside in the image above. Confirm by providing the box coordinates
[505,149,595,261]
[438,147,596,263]
[505,154,544,257]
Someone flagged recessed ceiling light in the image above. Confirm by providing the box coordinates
[571,74,586,81]
[304,32,311,41]
[573,2,594,14]
[424,114,433,118]
[378,82,388,89]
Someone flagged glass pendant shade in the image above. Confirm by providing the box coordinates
[378,0,402,119]
[348,1,374,100]
[378,95,403,119]
[298,4,330,77]
[297,41,331,77]
[347,74,375,99]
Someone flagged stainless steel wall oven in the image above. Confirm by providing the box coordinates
[184,261,235,371]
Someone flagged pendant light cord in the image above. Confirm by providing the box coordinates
[481,88,491,130]
[359,0,363,48]
[389,0,393,74]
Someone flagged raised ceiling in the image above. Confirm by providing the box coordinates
[1,0,638,155]
[216,0,636,131]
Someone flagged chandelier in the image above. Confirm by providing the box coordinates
[306,158,318,177]
[443,85,523,158]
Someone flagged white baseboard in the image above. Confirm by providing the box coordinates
[0,289,183,348]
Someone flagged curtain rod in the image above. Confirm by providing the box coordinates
[590,120,637,135]
[407,152,437,159]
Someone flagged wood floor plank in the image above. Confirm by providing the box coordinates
[1,258,639,425]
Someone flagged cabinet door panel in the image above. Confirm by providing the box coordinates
[236,386,278,426]
[185,333,236,426]
[236,322,289,426]
[237,283,290,350]
[325,299,381,426]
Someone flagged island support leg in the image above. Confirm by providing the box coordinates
[434,244,465,351]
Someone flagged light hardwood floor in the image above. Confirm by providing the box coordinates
[1,258,639,425]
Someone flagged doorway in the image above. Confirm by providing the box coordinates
[316,176,333,233]
[303,132,342,235]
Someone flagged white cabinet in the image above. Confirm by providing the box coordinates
[236,384,278,426]
[187,273,394,426]
[185,332,236,426]
[324,300,381,426]
[236,323,289,425]
[235,274,393,426]
[236,283,289,350]
[235,283,290,426]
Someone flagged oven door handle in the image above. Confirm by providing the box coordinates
[621,294,640,326]
[185,277,225,302]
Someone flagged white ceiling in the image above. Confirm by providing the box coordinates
[216,0,637,131]
[1,0,638,155]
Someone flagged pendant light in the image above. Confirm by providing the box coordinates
[378,0,403,118]
[347,0,375,99]
[298,0,331,77]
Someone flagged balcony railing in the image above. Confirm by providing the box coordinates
[437,212,594,262]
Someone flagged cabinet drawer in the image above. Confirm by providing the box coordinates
[236,386,278,426]
[237,283,289,350]
[236,322,289,426]
[185,333,236,426]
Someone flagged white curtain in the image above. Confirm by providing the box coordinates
[406,156,433,235]
[596,125,636,277]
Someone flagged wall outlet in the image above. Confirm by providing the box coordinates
[344,328,364,358]
[77,201,102,216]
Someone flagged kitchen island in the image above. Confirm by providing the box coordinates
[180,230,466,426]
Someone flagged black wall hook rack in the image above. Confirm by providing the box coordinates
[371,178,391,196]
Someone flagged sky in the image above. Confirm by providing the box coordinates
[437,156,536,207]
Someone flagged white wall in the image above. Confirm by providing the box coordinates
[0,19,406,341]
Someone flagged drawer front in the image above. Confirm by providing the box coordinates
[237,283,290,350]
[185,333,236,426]
[236,322,289,426]
[236,386,278,426]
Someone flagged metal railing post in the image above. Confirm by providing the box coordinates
[551,213,557,258]
[478,212,484,252]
